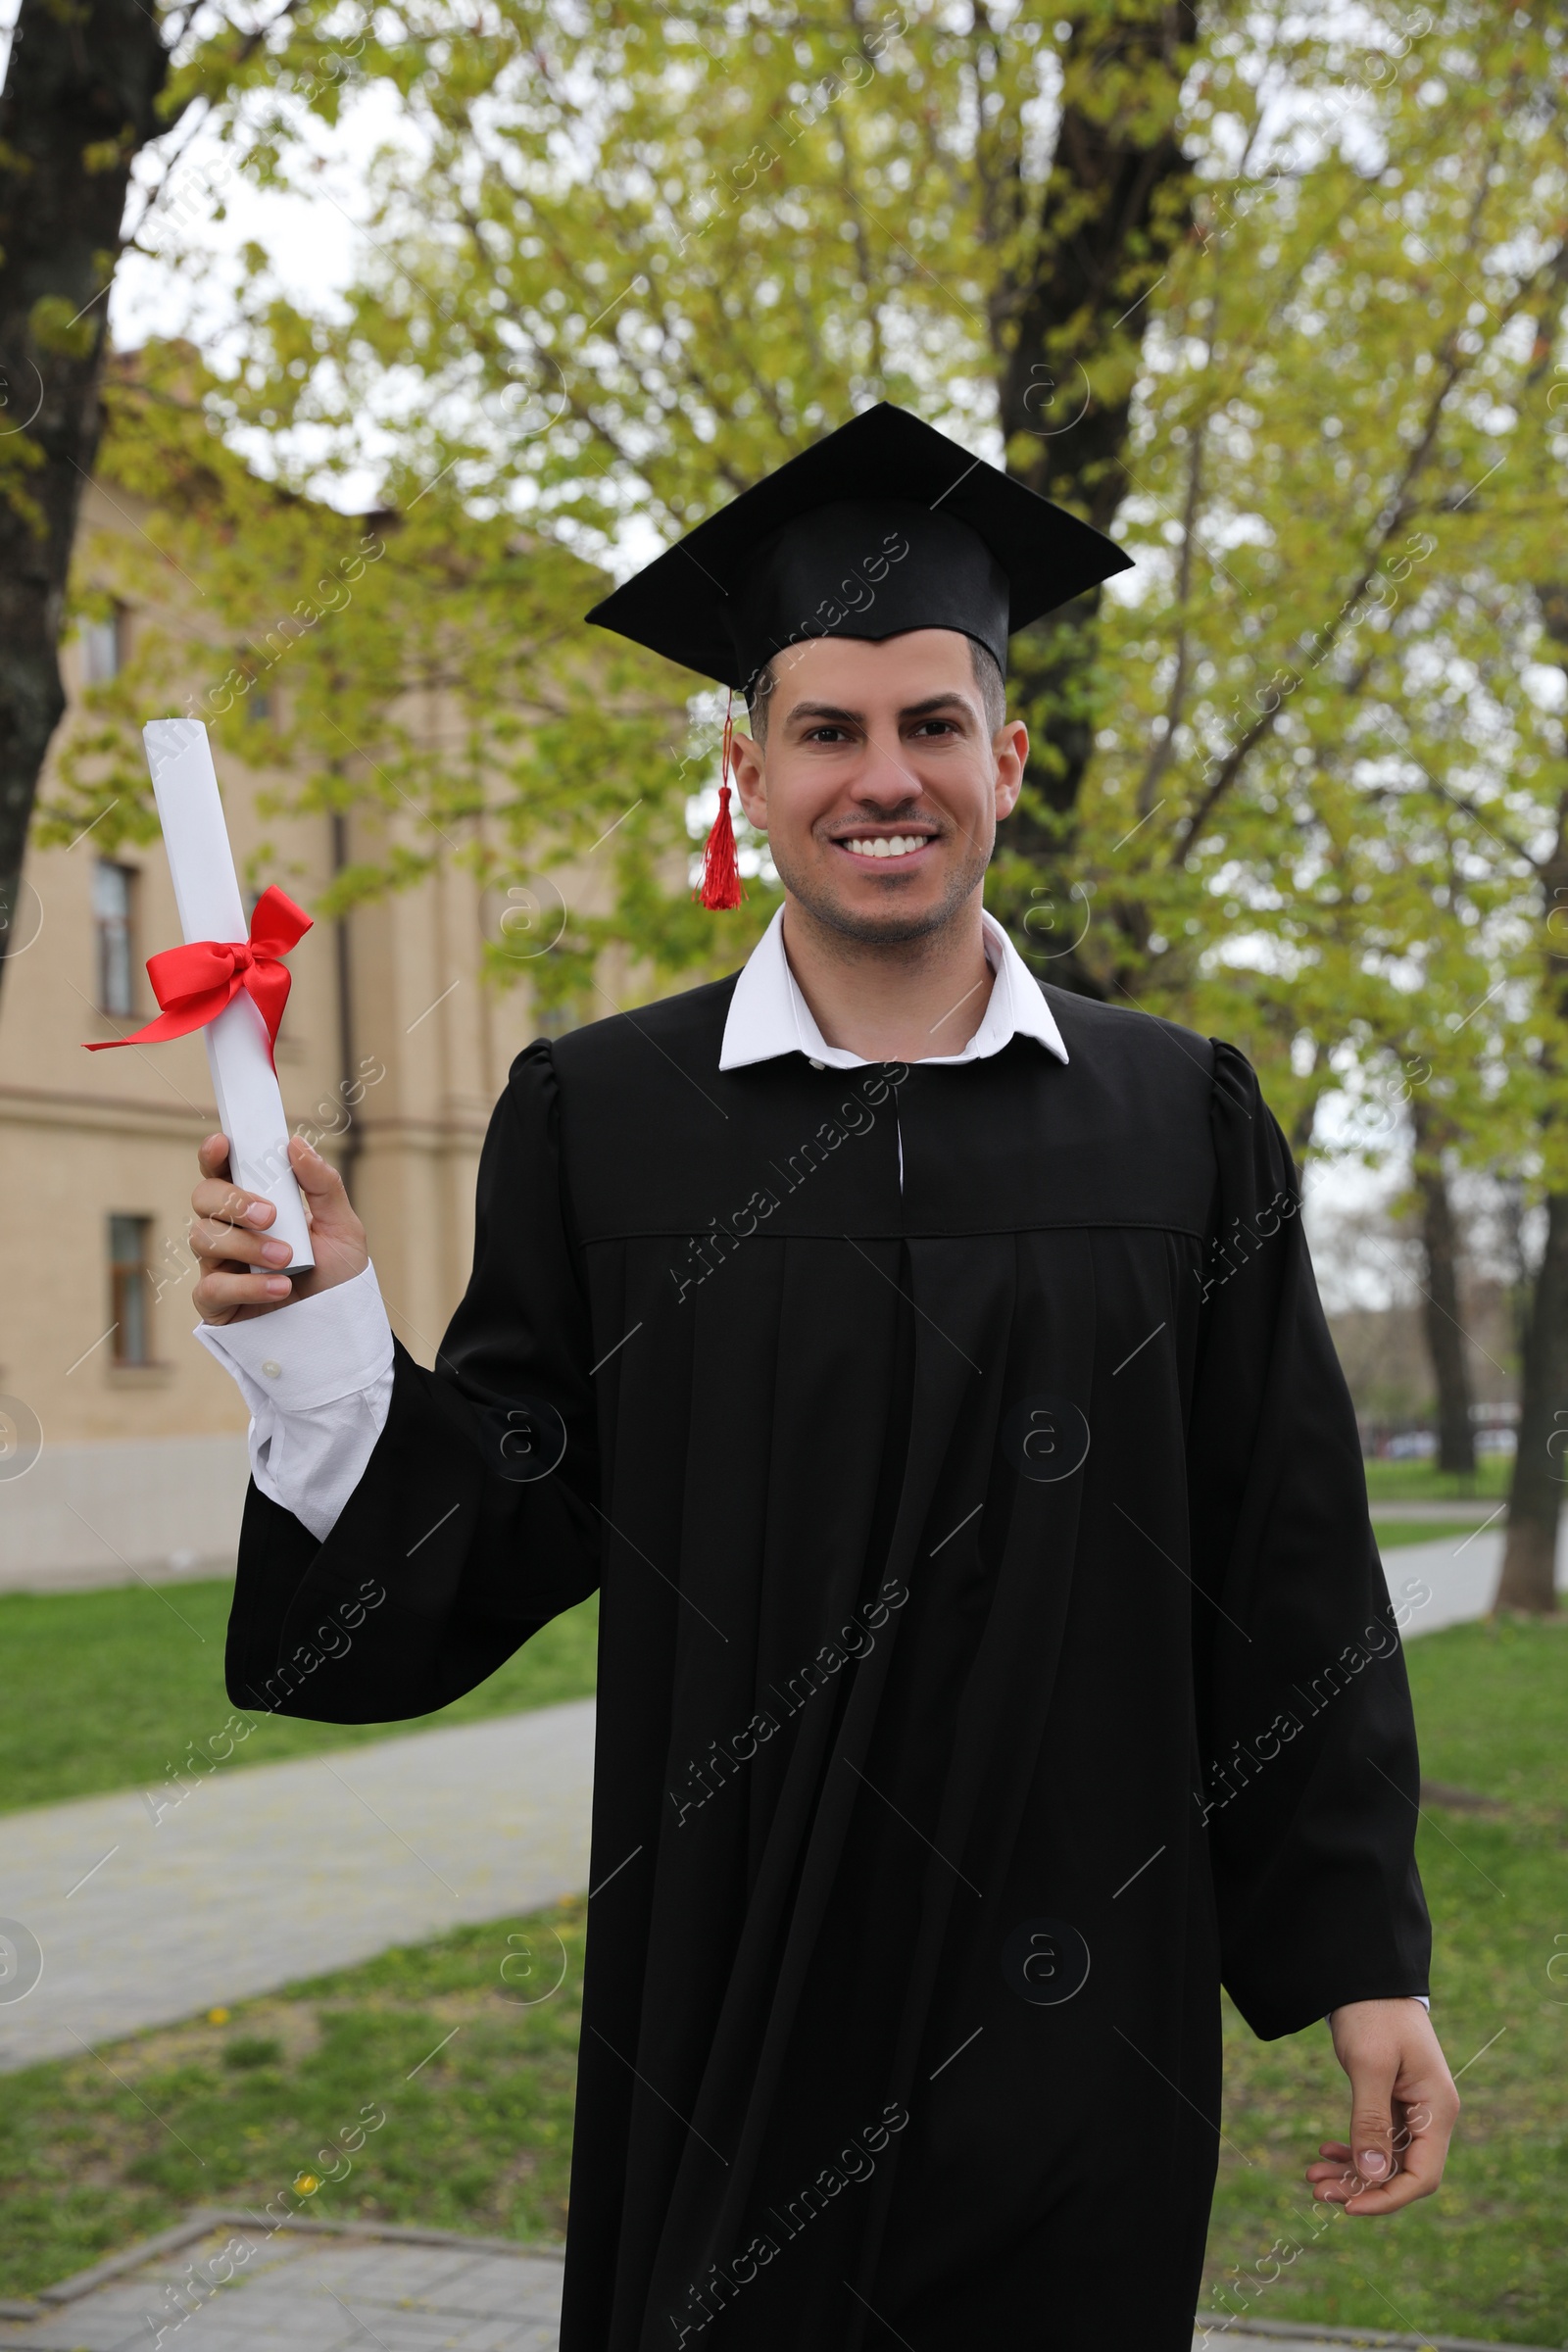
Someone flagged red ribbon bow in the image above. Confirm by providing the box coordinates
[83,885,313,1066]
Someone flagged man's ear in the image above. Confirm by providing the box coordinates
[994,718,1028,822]
[729,726,767,831]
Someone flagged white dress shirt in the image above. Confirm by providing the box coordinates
[720,905,1068,1072]
[196,1261,395,1544]
[199,909,1067,1539]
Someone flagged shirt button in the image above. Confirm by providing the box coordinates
[808,1058,824,1070]
[261,1359,281,1380]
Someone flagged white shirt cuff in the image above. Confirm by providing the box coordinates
[195,1262,395,1544]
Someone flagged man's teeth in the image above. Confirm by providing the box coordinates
[844,835,928,859]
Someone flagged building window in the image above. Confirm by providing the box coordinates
[109,1215,153,1366]
[79,610,124,686]
[93,860,137,1015]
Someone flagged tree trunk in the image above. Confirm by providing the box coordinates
[1498,614,1568,1608]
[1409,1099,1476,1476]
[987,2,1199,999]
[1494,1188,1568,1613]
[0,0,171,1004]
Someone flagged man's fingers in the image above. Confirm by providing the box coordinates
[1309,2092,1458,2216]
[189,1216,295,1269]
[1306,2148,1403,2212]
[1334,2145,1440,2217]
[197,1134,233,1181]
[284,1138,368,1260]
[199,1137,359,1231]
[1305,2147,1362,2205]
[288,1135,346,1201]
[193,1133,365,1321]
[1348,2116,1449,2213]
[1346,2053,1398,2189]
[194,1267,293,1321]
[191,1180,276,1233]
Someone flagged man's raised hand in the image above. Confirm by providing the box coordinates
[1307,1997,1459,2216]
[191,1134,368,1325]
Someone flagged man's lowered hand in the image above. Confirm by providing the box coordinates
[1307,1997,1459,2216]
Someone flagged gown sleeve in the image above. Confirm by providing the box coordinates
[1185,1040,1432,2038]
[224,1042,601,1724]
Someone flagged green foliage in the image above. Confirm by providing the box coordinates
[26,293,99,359]
[40,0,1211,1005]
[37,0,1568,1158]
[0,1577,598,1817]
[1049,3,1568,1169]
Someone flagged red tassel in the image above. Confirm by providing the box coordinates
[695,694,745,910]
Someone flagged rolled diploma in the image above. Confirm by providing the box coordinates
[143,719,315,1273]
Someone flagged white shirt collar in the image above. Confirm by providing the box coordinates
[718,904,1069,1072]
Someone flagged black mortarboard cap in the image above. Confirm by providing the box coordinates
[584,402,1133,694]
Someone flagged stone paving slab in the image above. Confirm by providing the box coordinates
[0,2210,1542,2352]
[0,2221,563,2352]
[1385,1526,1502,1637]
[0,1552,238,1596]
[1371,1500,1500,1522]
[0,1701,595,2072]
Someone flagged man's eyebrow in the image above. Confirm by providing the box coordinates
[785,701,862,725]
[783,691,979,728]
[898,692,978,721]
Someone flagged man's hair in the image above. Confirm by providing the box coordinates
[745,636,1006,746]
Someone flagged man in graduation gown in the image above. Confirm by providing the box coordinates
[188,404,1458,2352]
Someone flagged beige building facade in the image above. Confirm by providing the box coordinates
[0,480,592,1587]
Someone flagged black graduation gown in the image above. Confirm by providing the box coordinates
[226,978,1431,2352]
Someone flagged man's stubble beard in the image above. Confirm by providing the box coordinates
[775,827,993,954]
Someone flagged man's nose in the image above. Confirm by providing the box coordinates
[852,728,922,803]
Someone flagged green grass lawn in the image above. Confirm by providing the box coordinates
[1363,1457,1514,1503]
[0,1900,586,2300]
[1373,1518,1489,1550]
[1201,1615,1568,2346]
[0,1579,598,1817]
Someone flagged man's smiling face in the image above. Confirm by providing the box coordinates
[728,628,1028,947]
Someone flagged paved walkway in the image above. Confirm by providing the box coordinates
[0,2212,1541,2352]
[0,2219,563,2351]
[0,1552,236,1597]
[1385,1519,1565,1636]
[0,1703,594,2073]
[1370,1497,1503,1520]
